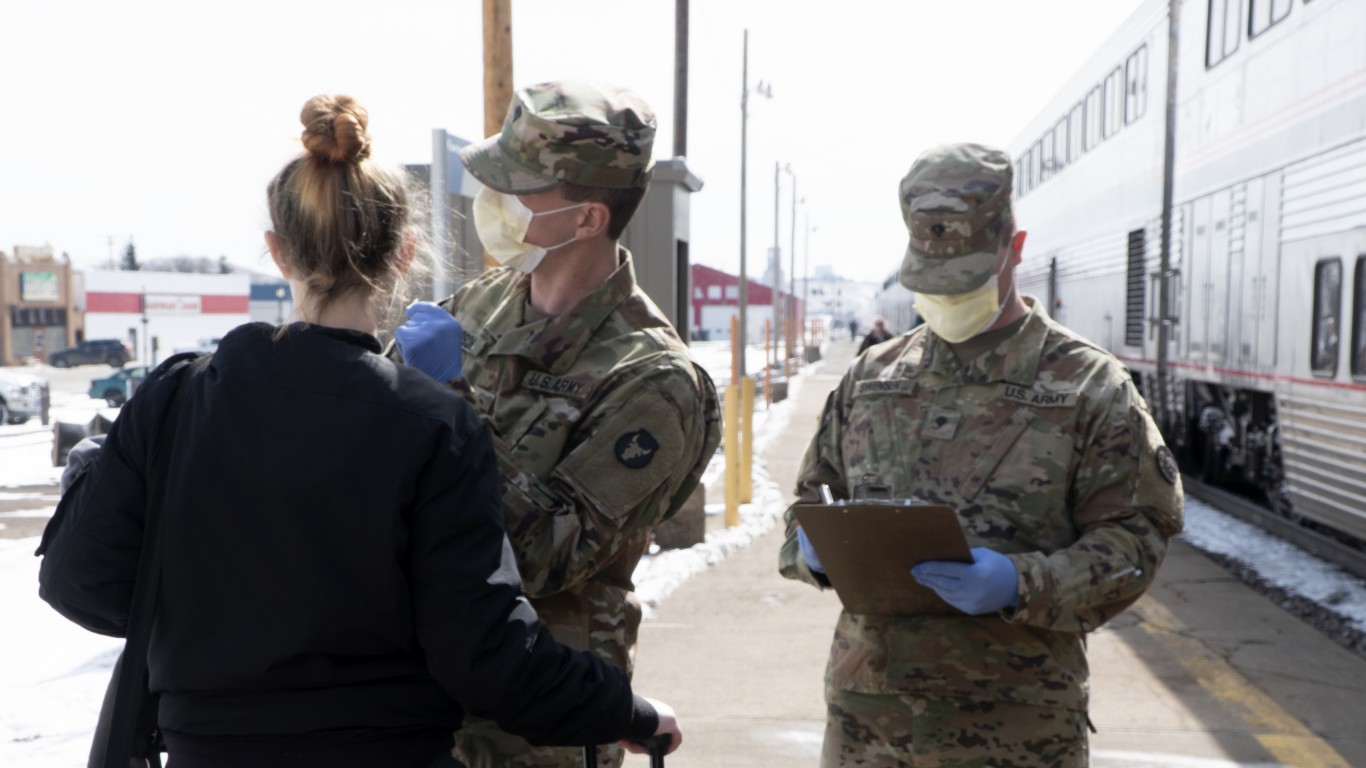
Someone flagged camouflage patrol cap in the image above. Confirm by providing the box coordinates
[898,143,1014,295]
[460,80,655,195]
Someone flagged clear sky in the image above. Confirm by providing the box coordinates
[1,0,1147,284]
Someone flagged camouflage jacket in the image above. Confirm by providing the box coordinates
[779,297,1183,710]
[438,248,720,673]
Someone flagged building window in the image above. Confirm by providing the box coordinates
[1085,86,1103,150]
[1032,140,1045,188]
[1207,0,1243,68]
[1052,117,1069,174]
[1311,257,1342,376]
[1249,0,1292,38]
[724,285,739,300]
[1352,256,1366,379]
[1125,45,1148,124]
[707,285,721,300]
[1015,155,1027,198]
[1103,67,1125,138]
[1068,102,1086,162]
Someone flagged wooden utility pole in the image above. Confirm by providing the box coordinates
[483,0,513,138]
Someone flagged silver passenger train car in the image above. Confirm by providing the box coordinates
[877,0,1366,544]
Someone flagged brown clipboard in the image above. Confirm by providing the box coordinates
[793,502,974,616]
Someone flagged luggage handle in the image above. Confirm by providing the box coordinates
[582,734,671,767]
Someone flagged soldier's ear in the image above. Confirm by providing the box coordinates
[576,201,612,241]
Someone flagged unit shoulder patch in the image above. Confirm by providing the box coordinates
[1155,445,1179,485]
[615,429,660,469]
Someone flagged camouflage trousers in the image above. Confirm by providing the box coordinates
[821,688,1087,768]
[454,716,623,768]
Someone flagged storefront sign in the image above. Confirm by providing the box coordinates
[19,271,60,302]
[143,294,202,315]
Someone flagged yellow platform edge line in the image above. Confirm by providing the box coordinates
[1131,599,1350,768]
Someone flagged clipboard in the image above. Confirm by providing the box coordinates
[793,502,973,616]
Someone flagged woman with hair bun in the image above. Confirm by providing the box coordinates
[37,94,679,768]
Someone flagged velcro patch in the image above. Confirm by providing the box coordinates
[853,378,917,398]
[998,384,1079,408]
[615,429,660,469]
[522,371,588,399]
[1156,445,1179,485]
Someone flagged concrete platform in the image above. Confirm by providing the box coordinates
[629,339,1366,767]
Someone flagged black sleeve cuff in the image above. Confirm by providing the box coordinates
[623,694,658,741]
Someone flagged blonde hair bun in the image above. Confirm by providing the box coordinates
[300,94,372,164]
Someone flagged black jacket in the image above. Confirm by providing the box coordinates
[38,323,652,756]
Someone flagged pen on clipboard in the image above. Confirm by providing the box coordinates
[819,484,835,504]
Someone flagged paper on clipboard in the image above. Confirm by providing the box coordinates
[793,502,973,616]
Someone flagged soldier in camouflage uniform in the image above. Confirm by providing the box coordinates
[778,143,1184,767]
[394,81,721,768]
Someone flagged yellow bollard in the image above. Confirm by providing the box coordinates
[724,384,740,528]
[740,375,755,504]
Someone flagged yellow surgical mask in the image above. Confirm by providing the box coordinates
[912,252,1012,343]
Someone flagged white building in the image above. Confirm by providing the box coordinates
[82,269,251,364]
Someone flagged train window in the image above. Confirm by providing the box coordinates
[1206,0,1243,68]
[1085,86,1103,150]
[1014,156,1027,198]
[1039,132,1054,183]
[1021,148,1034,194]
[1311,258,1342,377]
[1032,140,1045,188]
[1068,102,1085,161]
[1353,257,1366,379]
[1125,45,1148,124]
[1053,117,1069,173]
[1103,67,1124,138]
[1249,0,1292,38]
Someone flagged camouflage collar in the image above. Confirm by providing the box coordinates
[486,247,637,373]
[916,296,1048,386]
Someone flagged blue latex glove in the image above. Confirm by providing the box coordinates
[911,546,1018,615]
[797,527,825,573]
[60,435,106,494]
[394,301,462,382]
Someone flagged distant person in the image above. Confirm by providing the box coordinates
[391,80,719,768]
[857,317,893,354]
[38,94,680,768]
[779,143,1183,767]
[848,318,859,340]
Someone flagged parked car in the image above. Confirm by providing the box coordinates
[48,338,133,368]
[89,365,151,407]
[0,368,48,424]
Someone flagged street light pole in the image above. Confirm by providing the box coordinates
[803,216,814,350]
[772,160,782,366]
[788,190,799,369]
[738,30,750,378]
[738,31,771,378]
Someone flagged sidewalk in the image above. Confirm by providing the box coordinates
[628,339,858,767]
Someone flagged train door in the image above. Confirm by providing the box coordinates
[1186,196,1212,363]
[1251,175,1281,368]
[1279,229,1366,380]
[1207,188,1234,366]
[1232,178,1275,371]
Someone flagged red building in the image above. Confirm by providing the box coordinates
[690,264,800,342]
